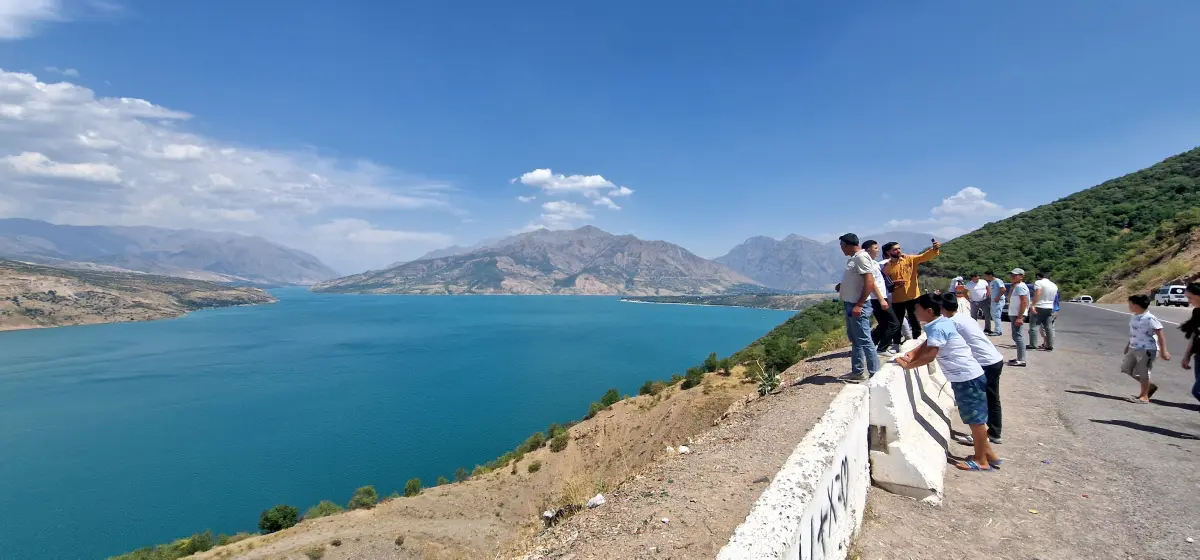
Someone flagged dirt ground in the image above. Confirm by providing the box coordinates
[190,354,842,560]
[523,352,851,559]
[854,303,1199,560]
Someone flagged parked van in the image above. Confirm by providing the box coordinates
[1155,285,1188,307]
[1070,295,1093,303]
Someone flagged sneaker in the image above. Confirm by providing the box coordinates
[989,436,1003,444]
[1007,359,1027,367]
[838,372,868,383]
[890,344,901,354]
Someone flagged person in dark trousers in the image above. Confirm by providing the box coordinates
[940,293,1005,444]
[882,238,941,345]
[862,240,900,355]
[1180,282,1200,403]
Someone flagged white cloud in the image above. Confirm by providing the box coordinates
[314,218,453,249]
[516,195,536,203]
[519,168,617,194]
[0,68,457,272]
[44,66,79,77]
[608,185,634,197]
[0,0,60,40]
[515,168,631,228]
[3,151,121,183]
[592,196,620,210]
[884,187,1022,239]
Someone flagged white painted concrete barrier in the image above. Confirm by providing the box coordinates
[866,338,956,503]
[718,384,869,560]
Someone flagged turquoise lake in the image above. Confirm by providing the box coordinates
[0,290,794,560]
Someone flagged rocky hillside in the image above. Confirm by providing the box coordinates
[0,219,337,286]
[313,226,758,295]
[715,231,933,291]
[1096,207,1200,302]
[926,146,1200,294]
[0,259,276,331]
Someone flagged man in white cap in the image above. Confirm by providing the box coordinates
[1008,268,1030,367]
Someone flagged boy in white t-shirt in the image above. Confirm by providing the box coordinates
[1123,294,1170,403]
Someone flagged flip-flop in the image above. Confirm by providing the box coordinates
[989,458,1004,470]
[1124,396,1149,404]
[956,459,993,472]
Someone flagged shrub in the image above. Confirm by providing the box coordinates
[668,373,684,385]
[347,486,379,510]
[639,380,666,396]
[520,431,546,453]
[718,357,733,375]
[527,460,542,473]
[600,388,621,407]
[403,478,422,497]
[550,432,569,452]
[545,423,568,439]
[258,504,299,534]
[303,544,326,559]
[704,352,719,372]
[681,368,704,389]
[217,532,253,546]
[303,500,344,520]
[437,476,450,486]
[751,361,781,396]
[395,535,406,547]
[454,467,469,482]
[585,401,603,419]
[330,538,342,546]
[472,465,489,476]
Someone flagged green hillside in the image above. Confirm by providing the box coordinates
[925,146,1200,294]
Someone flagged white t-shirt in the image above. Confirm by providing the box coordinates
[1033,278,1058,309]
[1128,312,1163,351]
[868,260,886,300]
[839,250,875,302]
[1008,282,1030,316]
[965,280,988,302]
[949,312,1004,366]
[923,316,985,383]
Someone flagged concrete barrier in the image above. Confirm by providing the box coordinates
[718,384,870,560]
[866,339,956,503]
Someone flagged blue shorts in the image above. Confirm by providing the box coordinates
[952,376,989,426]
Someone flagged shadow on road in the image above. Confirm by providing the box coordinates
[1090,419,1199,441]
[1149,398,1200,412]
[1065,389,1129,403]
[1067,389,1200,412]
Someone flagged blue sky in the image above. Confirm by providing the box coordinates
[1,0,1198,272]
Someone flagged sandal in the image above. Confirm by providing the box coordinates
[956,459,993,471]
[1124,396,1149,404]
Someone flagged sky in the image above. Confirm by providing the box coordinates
[0,0,1198,273]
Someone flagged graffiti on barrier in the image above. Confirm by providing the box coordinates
[800,455,851,560]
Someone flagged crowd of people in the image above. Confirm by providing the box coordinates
[835,233,1200,471]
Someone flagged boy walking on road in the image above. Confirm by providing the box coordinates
[897,294,1000,470]
[1007,269,1030,367]
[1123,294,1170,403]
[882,238,941,344]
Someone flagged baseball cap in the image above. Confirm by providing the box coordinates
[1010,267,1025,275]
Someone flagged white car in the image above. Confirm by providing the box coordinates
[1155,285,1188,307]
[1069,295,1093,303]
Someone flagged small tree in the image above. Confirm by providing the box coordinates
[454,467,469,482]
[347,486,379,510]
[718,357,733,375]
[258,504,299,534]
[403,478,422,497]
[600,388,621,407]
[520,431,546,453]
[437,476,450,486]
[550,432,569,452]
[585,401,603,419]
[704,352,719,372]
[682,368,704,389]
[304,500,344,519]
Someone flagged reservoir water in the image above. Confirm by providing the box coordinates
[0,290,793,559]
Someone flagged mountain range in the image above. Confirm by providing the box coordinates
[313,226,758,295]
[713,231,935,291]
[0,219,338,286]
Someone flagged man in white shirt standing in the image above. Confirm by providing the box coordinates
[1008,268,1030,367]
[965,273,992,334]
[837,233,881,381]
[1030,272,1058,352]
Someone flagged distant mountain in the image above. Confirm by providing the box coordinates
[313,226,758,295]
[927,146,1200,294]
[0,219,338,286]
[388,237,513,268]
[715,231,935,291]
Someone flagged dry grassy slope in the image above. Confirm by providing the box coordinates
[0,259,276,331]
[189,369,782,560]
[1097,224,1200,303]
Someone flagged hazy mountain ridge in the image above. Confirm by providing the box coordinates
[0,219,338,286]
[715,231,935,291]
[314,226,757,295]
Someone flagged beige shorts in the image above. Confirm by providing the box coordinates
[1121,349,1156,381]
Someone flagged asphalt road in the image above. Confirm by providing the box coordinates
[858,300,1199,559]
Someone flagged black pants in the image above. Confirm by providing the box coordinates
[892,299,922,344]
[982,360,1004,439]
[870,299,899,351]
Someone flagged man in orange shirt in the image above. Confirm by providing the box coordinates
[881,238,941,342]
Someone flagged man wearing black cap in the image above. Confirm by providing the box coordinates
[838,233,881,381]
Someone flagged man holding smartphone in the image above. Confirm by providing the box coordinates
[882,237,941,343]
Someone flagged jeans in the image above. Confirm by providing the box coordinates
[1030,307,1055,349]
[1192,354,1199,403]
[982,360,1004,438]
[970,299,992,333]
[1011,319,1026,362]
[990,298,1005,335]
[845,301,881,376]
[892,299,922,344]
[870,299,899,352]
